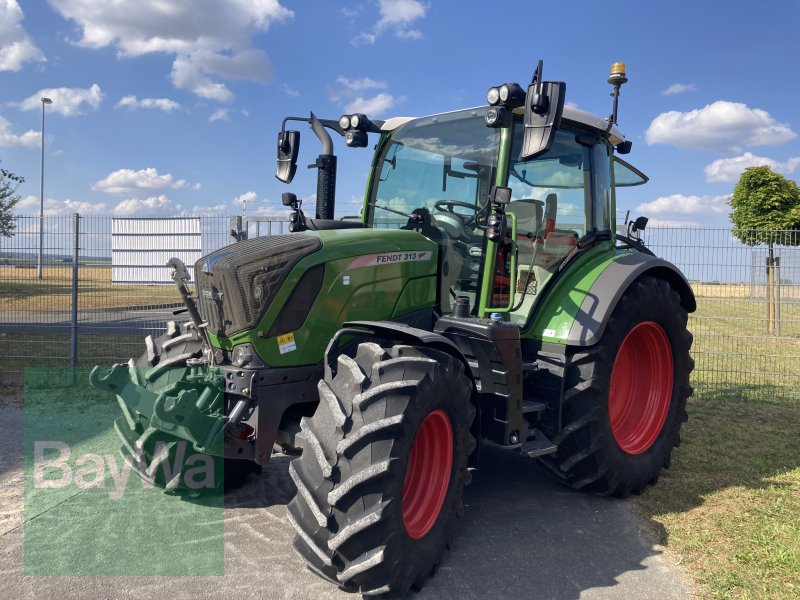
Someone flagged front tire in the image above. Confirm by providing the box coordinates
[287,343,475,597]
[540,276,693,497]
[134,322,262,491]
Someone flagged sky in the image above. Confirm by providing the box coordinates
[1,0,800,228]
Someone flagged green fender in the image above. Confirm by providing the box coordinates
[526,246,695,345]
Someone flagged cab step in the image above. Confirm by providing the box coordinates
[521,429,557,458]
[522,400,546,414]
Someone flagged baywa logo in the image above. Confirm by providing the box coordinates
[33,440,217,499]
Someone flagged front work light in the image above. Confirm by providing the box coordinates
[338,115,351,130]
[485,106,507,128]
[498,83,525,108]
[487,82,525,113]
[345,129,368,147]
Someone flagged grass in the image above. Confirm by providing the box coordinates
[688,289,800,401]
[0,332,151,371]
[0,265,180,311]
[633,387,800,599]
[633,290,800,598]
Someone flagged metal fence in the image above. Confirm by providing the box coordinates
[644,228,800,401]
[1,215,798,401]
[0,214,288,369]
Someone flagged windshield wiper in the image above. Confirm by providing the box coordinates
[368,202,421,221]
[511,165,535,186]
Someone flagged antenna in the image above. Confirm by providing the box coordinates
[607,62,628,126]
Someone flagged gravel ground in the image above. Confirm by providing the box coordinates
[0,385,691,600]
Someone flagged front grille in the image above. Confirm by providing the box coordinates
[194,234,321,337]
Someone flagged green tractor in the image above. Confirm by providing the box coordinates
[91,61,694,597]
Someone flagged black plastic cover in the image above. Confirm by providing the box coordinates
[195,235,321,337]
[521,81,566,161]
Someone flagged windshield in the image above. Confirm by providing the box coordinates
[367,108,500,228]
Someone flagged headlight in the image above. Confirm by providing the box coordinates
[499,84,510,103]
[486,87,500,106]
[345,129,368,148]
[231,345,254,367]
[339,115,351,130]
[484,106,506,128]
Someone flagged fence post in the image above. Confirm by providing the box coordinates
[229,215,246,242]
[775,256,781,336]
[70,212,79,377]
[766,247,775,334]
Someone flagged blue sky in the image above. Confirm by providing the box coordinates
[1,0,799,227]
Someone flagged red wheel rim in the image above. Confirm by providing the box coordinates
[402,409,453,540]
[609,322,673,455]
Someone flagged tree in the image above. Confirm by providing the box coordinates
[729,165,800,246]
[0,166,25,238]
[729,166,800,334]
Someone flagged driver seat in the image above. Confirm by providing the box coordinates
[508,199,543,264]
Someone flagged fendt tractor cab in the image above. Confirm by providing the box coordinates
[91,62,694,597]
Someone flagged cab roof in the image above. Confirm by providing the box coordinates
[380,106,625,146]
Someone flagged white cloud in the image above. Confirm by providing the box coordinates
[340,6,362,19]
[92,167,190,196]
[209,108,229,123]
[704,152,800,183]
[661,83,696,96]
[229,191,287,216]
[170,48,273,101]
[396,28,421,40]
[232,191,258,206]
[0,114,39,148]
[15,84,103,117]
[345,92,396,116]
[49,0,292,101]
[351,32,376,46]
[113,194,171,215]
[645,101,796,150]
[281,83,300,98]
[352,0,426,46]
[329,76,397,117]
[0,0,45,72]
[116,95,180,112]
[635,194,730,226]
[376,0,426,31]
[16,194,107,216]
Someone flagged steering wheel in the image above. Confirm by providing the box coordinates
[433,200,480,237]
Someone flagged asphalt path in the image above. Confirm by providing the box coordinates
[0,392,691,600]
[0,306,179,337]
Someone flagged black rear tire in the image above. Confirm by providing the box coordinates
[288,342,475,597]
[539,276,693,497]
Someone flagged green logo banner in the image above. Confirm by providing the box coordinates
[24,369,224,576]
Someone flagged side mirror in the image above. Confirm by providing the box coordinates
[276,130,300,183]
[520,80,566,161]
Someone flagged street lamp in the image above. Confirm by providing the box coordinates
[37,96,52,280]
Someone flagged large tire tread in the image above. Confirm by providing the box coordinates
[539,276,693,498]
[288,342,476,598]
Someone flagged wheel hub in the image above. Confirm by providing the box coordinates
[609,321,673,455]
[402,409,453,540]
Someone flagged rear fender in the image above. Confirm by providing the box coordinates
[558,252,696,347]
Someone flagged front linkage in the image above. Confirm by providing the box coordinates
[89,258,263,490]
